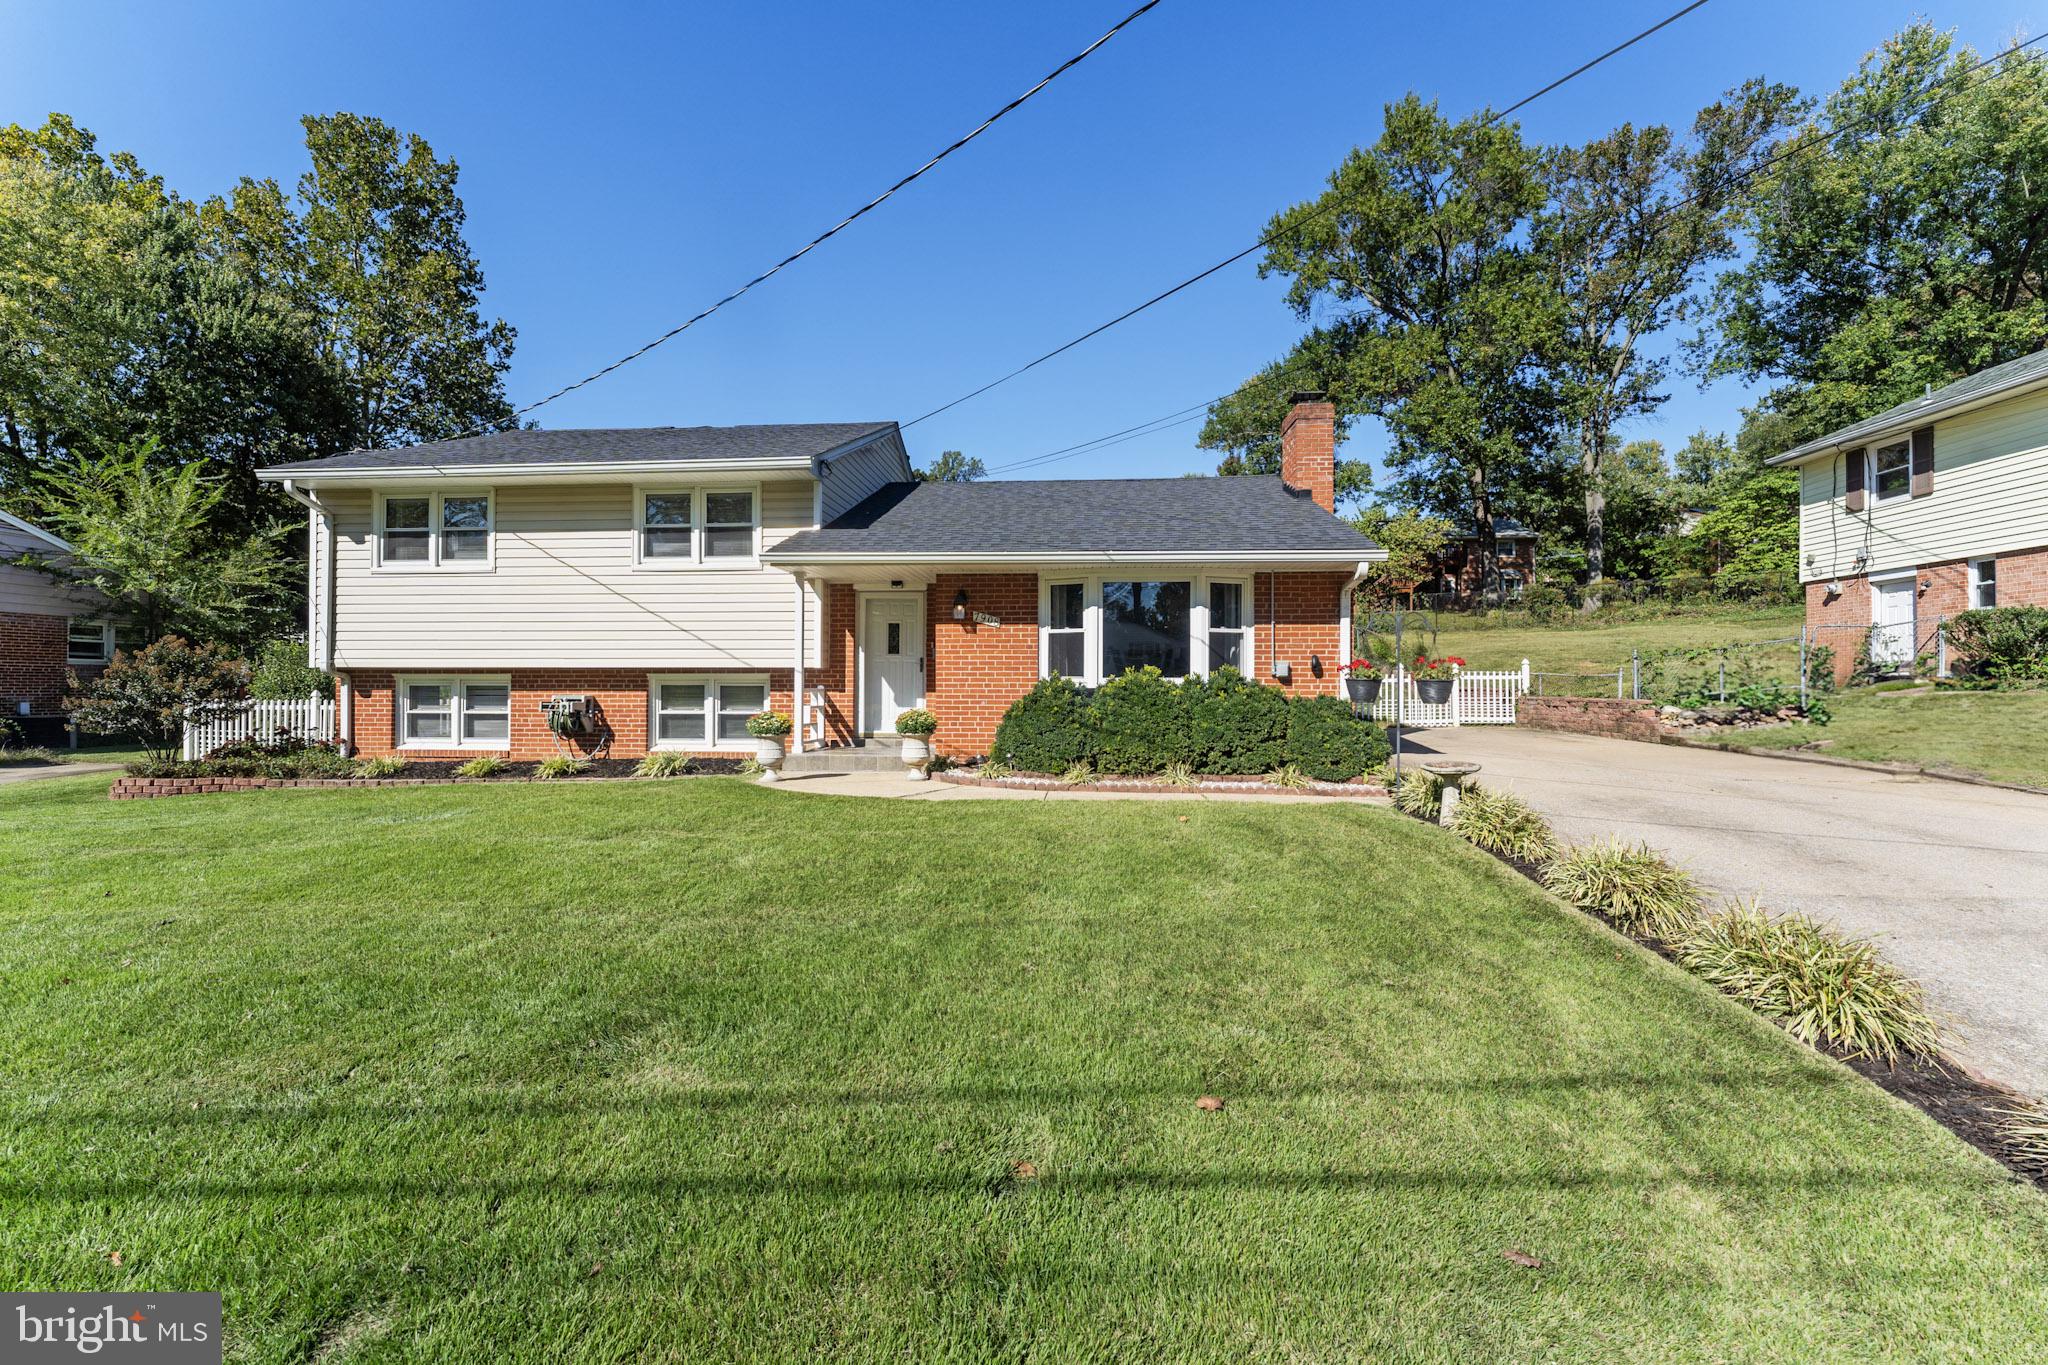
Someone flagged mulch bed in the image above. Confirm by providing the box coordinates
[391,757,747,780]
[939,769,1388,798]
[1403,805,2047,1190]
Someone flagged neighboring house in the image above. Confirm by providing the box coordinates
[258,394,1384,761]
[0,509,111,742]
[1417,519,1540,607]
[1772,346,2048,682]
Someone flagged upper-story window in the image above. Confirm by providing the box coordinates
[377,491,493,569]
[635,488,759,567]
[67,619,112,665]
[1870,440,1911,503]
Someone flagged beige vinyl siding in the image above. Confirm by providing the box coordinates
[0,527,100,617]
[820,431,912,521]
[1797,383,2048,581]
[329,480,822,669]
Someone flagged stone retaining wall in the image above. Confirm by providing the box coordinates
[1514,695,1668,743]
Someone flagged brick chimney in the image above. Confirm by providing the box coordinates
[1280,391,1336,512]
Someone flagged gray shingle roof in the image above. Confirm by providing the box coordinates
[768,477,1382,558]
[1770,346,2048,464]
[262,423,896,475]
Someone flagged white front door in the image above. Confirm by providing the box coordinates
[1871,576,1916,669]
[862,595,925,733]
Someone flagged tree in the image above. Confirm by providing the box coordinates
[1698,23,2048,439]
[915,450,985,482]
[18,438,293,649]
[1662,410,1800,585]
[1673,428,1738,491]
[1533,81,1795,604]
[1350,506,1453,597]
[65,635,250,763]
[1201,96,1556,566]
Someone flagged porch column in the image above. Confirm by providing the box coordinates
[791,574,808,754]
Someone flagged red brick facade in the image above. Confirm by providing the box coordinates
[1,609,103,720]
[1803,543,2048,684]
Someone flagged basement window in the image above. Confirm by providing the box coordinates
[398,676,511,748]
[649,675,768,750]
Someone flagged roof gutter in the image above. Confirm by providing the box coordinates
[256,455,818,484]
[763,548,1389,567]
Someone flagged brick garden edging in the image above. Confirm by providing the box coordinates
[937,770,1388,799]
[1515,695,1668,742]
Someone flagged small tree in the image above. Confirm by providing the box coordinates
[65,636,250,761]
[248,638,334,699]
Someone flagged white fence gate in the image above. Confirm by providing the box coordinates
[1362,662,1528,729]
[182,696,336,759]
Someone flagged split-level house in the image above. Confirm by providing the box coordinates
[0,509,111,743]
[258,394,1384,762]
[1772,347,2048,681]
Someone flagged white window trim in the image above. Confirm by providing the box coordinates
[647,673,770,751]
[1969,557,1998,609]
[1037,573,1253,687]
[66,619,113,665]
[375,489,495,572]
[632,484,762,570]
[1868,440,1912,505]
[396,674,512,750]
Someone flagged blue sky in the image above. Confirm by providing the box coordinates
[8,1,2040,491]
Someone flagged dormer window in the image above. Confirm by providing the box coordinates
[377,491,493,569]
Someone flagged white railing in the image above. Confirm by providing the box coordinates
[1361,661,1529,729]
[182,696,336,759]
[803,686,829,748]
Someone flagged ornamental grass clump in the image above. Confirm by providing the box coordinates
[1264,763,1312,789]
[1058,760,1094,786]
[1543,840,1702,940]
[1996,1103,2048,1174]
[535,756,589,780]
[352,755,404,778]
[1391,770,1443,819]
[1448,785,1557,864]
[634,751,693,778]
[1157,760,1197,787]
[455,755,509,778]
[1675,900,1943,1064]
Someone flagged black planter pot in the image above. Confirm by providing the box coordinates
[1415,677,1454,704]
[1344,676,1382,705]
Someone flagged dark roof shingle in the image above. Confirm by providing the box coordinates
[1771,346,2048,464]
[769,477,1381,558]
[263,423,896,475]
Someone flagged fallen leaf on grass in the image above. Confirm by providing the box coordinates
[1502,1249,1542,1269]
[108,1251,122,1266]
[1009,1161,1037,1180]
[587,1261,605,1277]
[1195,1095,1226,1112]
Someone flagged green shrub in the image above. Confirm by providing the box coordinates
[248,639,334,700]
[535,756,589,780]
[1186,667,1288,774]
[1543,840,1702,940]
[1949,605,2048,682]
[455,755,510,778]
[1391,770,1443,818]
[992,677,1096,774]
[1089,667,1191,774]
[635,751,693,777]
[1675,902,1943,1063]
[894,708,938,737]
[353,755,405,777]
[1283,693,1385,780]
[1448,786,1557,863]
[0,716,22,749]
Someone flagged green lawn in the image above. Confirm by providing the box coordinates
[1694,686,2048,788]
[1431,603,1805,683]
[3,776,2044,1361]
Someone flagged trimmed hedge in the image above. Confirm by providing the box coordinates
[991,677,1097,774]
[1091,668,1191,774]
[989,669,1384,781]
[1187,667,1288,774]
[1285,693,1388,780]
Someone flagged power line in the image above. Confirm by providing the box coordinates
[984,397,1220,473]
[899,0,1719,431]
[976,26,2048,483]
[477,1,1165,434]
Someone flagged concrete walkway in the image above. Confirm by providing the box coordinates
[1413,726,2048,1099]
[770,771,1365,804]
[0,761,122,786]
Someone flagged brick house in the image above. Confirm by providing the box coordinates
[0,509,111,744]
[258,394,1384,763]
[1771,347,2048,683]
[1418,518,1540,607]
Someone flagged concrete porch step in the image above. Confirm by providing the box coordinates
[782,737,918,775]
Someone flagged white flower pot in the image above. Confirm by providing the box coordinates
[900,736,931,780]
[753,735,786,781]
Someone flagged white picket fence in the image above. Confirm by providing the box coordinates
[1360,661,1529,729]
[182,696,336,760]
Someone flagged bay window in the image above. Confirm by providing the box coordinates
[635,487,760,567]
[378,491,493,569]
[398,676,510,748]
[649,675,769,750]
[1103,580,1192,677]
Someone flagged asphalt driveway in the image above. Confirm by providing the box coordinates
[1409,726,2048,1100]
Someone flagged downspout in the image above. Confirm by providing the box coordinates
[278,479,348,752]
[1338,560,1371,668]
[791,573,808,754]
